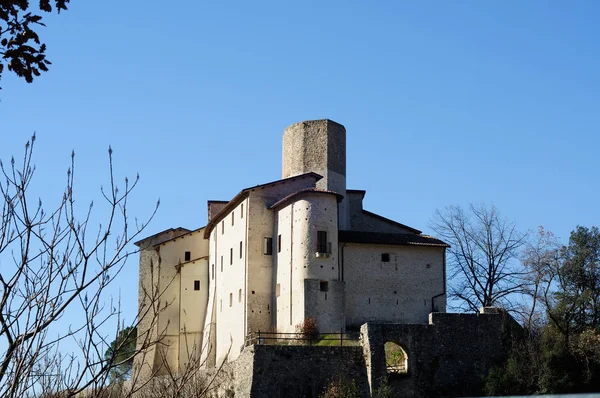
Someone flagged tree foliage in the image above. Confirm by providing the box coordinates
[552,226,600,336]
[430,203,527,312]
[0,0,70,86]
[105,326,137,382]
[485,225,600,395]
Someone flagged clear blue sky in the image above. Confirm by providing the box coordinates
[1,1,599,325]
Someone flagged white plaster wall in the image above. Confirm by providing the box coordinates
[315,169,348,230]
[274,204,294,333]
[155,230,209,372]
[210,199,248,365]
[244,177,319,337]
[342,244,446,326]
[275,194,342,333]
[179,257,208,370]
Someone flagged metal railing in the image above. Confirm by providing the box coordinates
[245,329,360,347]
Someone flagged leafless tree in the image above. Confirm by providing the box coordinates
[430,203,527,313]
[0,134,160,397]
[520,226,561,332]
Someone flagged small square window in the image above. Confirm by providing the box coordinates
[241,203,244,218]
[264,237,273,255]
[221,221,224,234]
[220,256,223,272]
[382,253,390,262]
[194,280,200,291]
[239,241,243,259]
[211,264,215,280]
[232,212,235,226]
[320,281,329,292]
[184,251,191,261]
[278,234,282,253]
[239,289,242,303]
[229,293,233,307]
[230,248,233,265]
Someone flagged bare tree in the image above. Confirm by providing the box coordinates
[520,226,561,332]
[0,134,159,397]
[430,203,527,313]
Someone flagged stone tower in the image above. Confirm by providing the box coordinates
[282,119,349,229]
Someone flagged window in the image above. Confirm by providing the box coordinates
[221,221,224,234]
[320,281,329,292]
[229,293,233,307]
[194,280,200,291]
[277,234,282,253]
[239,241,243,258]
[184,251,191,261]
[238,289,242,303]
[220,256,223,272]
[264,237,273,255]
[241,203,244,218]
[317,231,328,253]
[276,283,281,297]
[211,264,214,280]
[231,212,234,226]
[230,248,233,265]
[382,253,390,262]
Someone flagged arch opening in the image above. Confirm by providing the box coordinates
[385,341,408,375]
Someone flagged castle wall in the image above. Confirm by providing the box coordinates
[179,256,209,369]
[273,204,298,333]
[210,199,248,365]
[135,247,161,379]
[275,194,343,333]
[155,230,209,372]
[244,177,319,337]
[360,311,519,397]
[343,244,445,327]
[246,345,368,398]
[282,120,349,229]
[347,191,417,234]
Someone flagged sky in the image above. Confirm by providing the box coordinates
[1,1,599,332]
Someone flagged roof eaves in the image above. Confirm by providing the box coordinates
[134,227,191,247]
[269,189,344,210]
[204,172,323,238]
[155,226,207,247]
[338,231,449,247]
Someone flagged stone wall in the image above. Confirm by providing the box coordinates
[360,310,520,397]
[343,243,445,327]
[240,345,369,398]
[134,309,519,397]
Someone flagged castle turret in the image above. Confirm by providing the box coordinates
[282,119,349,229]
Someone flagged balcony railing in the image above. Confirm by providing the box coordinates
[245,330,360,347]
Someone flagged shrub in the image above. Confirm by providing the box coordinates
[295,317,319,343]
[373,377,394,398]
[320,377,360,398]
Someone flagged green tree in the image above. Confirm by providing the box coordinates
[105,326,137,382]
[1,0,70,87]
[550,226,600,337]
[486,226,600,395]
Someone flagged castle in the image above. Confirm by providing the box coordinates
[134,119,449,375]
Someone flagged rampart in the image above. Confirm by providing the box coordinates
[220,345,369,397]
[133,309,520,397]
[360,309,520,397]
